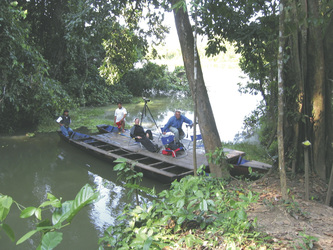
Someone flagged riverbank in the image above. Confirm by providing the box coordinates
[98,172,332,249]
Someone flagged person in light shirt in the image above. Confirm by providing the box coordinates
[114,101,127,132]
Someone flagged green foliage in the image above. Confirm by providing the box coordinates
[0,184,99,249]
[98,175,264,249]
[296,231,319,250]
[100,23,147,85]
[120,62,190,97]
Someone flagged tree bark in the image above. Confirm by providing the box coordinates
[278,0,288,200]
[323,9,333,181]
[307,0,326,179]
[289,0,306,174]
[170,0,229,178]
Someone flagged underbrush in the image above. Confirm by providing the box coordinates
[98,173,272,249]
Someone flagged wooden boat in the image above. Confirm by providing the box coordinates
[58,128,249,182]
[58,131,195,183]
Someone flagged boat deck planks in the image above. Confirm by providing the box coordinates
[59,130,246,182]
[91,131,245,170]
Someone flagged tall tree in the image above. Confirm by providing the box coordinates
[194,0,332,182]
[170,0,228,178]
[277,0,288,200]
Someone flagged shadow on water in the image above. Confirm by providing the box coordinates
[0,132,166,249]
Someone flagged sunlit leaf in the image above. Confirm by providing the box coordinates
[176,199,185,208]
[39,194,61,208]
[52,201,73,226]
[20,207,37,219]
[195,190,204,198]
[35,208,42,220]
[199,199,208,211]
[67,184,99,223]
[0,195,13,221]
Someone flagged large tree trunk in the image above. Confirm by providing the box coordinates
[307,0,326,179]
[278,0,288,200]
[170,0,229,178]
[323,9,333,180]
[289,0,306,174]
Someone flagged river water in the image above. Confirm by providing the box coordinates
[0,69,260,249]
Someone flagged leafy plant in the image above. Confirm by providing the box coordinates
[0,184,99,249]
[98,175,265,249]
[296,231,319,250]
[113,158,147,206]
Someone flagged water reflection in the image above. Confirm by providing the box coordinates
[0,134,159,249]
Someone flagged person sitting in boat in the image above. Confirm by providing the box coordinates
[114,101,127,132]
[130,118,160,153]
[162,110,193,143]
[56,109,73,137]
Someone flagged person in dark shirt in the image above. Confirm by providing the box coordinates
[130,118,160,153]
[56,109,73,137]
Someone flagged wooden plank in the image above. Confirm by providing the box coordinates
[239,160,272,170]
[73,140,178,179]
[160,165,178,171]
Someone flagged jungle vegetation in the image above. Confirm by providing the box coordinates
[1,0,332,200]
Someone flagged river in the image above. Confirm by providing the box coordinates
[0,69,260,249]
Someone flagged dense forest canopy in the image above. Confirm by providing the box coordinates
[0,0,186,132]
[0,0,332,182]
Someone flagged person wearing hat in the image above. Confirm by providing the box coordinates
[114,102,127,132]
[56,109,73,137]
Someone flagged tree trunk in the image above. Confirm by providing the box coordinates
[289,0,306,174]
[323,9,333,181]
[307,0,326,180]
[170,0,229,178]
[278,1,288,200]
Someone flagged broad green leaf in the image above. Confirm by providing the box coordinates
[199,199,208,211]
[20,207,37,218]
[143,236,153,250]
[176,199,185,208]
[17,229,39,245]
[1,223,15,242]
[113,164,124,171]
[177,216,185,225]
[195,190,204,198]
[67,184,99,223]
[35,208,42,220]
[40,194,61,208]
[0,195,13,221]
[187,199,198,210]
[114,158,127,163]
[41,231,63,250]
[52,201,73,226]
